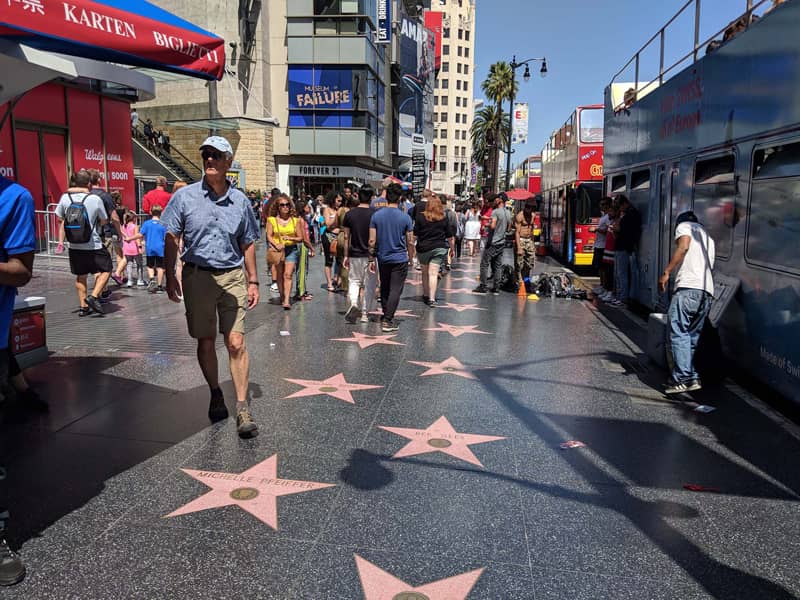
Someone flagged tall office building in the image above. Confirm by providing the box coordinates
[429,0,476,197]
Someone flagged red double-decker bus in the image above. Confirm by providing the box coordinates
[541,105,604,267]
[513,155,542,195]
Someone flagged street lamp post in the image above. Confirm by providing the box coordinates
[505,55,547,192]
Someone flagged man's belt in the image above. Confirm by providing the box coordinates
[185,262,240,274]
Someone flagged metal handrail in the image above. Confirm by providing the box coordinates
[610,0,771,109]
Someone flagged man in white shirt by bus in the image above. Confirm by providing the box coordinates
[658,211,715,394]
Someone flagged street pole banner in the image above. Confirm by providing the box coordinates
[376,0,391,44]
[512,102,529,145]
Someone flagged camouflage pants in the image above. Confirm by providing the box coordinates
[515,238,536,282]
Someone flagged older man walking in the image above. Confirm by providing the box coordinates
[162,136,261,438]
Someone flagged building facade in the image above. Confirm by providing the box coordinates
[135,0,276,192]
[134,1,441,197]
[428,0,475,197]
[277,0,393,197]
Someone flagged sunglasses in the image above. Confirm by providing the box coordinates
[278,202,291,207]
[201,150,223,161]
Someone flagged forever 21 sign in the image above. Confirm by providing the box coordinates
[292,166,342,176]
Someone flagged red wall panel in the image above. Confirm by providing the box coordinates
[13,83,66,125]
[14,130,43,208]
[0,103,15,180]
[101,98,135,208]
[67,89,104,174]
[43,133,68,209]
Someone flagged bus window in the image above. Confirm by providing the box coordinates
[611,174,627,194]
[576,184,602,224]
[579,107,604,143]
[747,142,800,273]
[629,169,651,228]
[694,154,735,259]
[631,169,650,190]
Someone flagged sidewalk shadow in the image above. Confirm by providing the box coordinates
[0,355,219,550]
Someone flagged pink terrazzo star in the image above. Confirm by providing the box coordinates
[405,278,422,286]
[408,356,487,379]
[355,554,484,600]
[165,454,335,529]
[284,373,383,404]
[379,416,506,467]
[423,323,492,338]
[446,276,477,283]
[369,309,419,318]
[437,302,487,312]
[441,287,477,294]
[331,332,405,349]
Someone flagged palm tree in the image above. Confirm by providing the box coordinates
[480,62,518,191]
[471,104,509,191]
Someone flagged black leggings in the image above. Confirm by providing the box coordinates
[321,233,334,268]
[378,261,408,321]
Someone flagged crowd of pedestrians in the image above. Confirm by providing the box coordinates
[0,133,720,585]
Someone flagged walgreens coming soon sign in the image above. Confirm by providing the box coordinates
[0,0,225,80]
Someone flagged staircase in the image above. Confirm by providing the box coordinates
[132,128,202,183]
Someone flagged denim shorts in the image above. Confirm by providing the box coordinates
[284,245,300,264]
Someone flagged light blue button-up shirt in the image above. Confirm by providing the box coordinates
[161,180,259,269]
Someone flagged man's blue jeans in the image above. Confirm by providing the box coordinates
[615,251,637,303]
[668,288,712,384]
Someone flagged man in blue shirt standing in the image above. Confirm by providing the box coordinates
[161,136,261,439]
[139,206,167,293]
[369,183,415,332]
[0,174,35,586]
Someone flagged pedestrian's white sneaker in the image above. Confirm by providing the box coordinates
[270,282,278,292]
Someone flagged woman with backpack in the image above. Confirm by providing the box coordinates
[266,195,304,310]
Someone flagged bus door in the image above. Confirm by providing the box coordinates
[564,186,575,263]
[656,164,678,310]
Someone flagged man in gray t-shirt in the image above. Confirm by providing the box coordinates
[55,169,111,315]
[474,192,509,294]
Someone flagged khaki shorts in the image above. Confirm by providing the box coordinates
[182,265,248,339]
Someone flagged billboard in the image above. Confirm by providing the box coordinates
[512,102,529,145]
[397,16,436,158]
[376,0,392,44]
[424,11,443,72]
[289,66,355,110]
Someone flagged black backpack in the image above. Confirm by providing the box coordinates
[63,193,94,244]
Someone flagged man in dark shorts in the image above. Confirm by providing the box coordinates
[140,205,167,293]
[55,169,111,316]
[0,174,36,586]
[162,136,261,439]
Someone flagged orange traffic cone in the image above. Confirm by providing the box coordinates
[517,280,527,298]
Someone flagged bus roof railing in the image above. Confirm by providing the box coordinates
[609,0,773,112]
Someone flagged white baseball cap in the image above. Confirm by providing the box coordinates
[200,136,233,156]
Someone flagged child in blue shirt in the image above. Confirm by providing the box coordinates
[140,205,167,293]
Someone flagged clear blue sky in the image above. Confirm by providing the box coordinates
[474,0,747,167]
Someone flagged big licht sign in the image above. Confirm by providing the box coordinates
[0,0,225,80]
